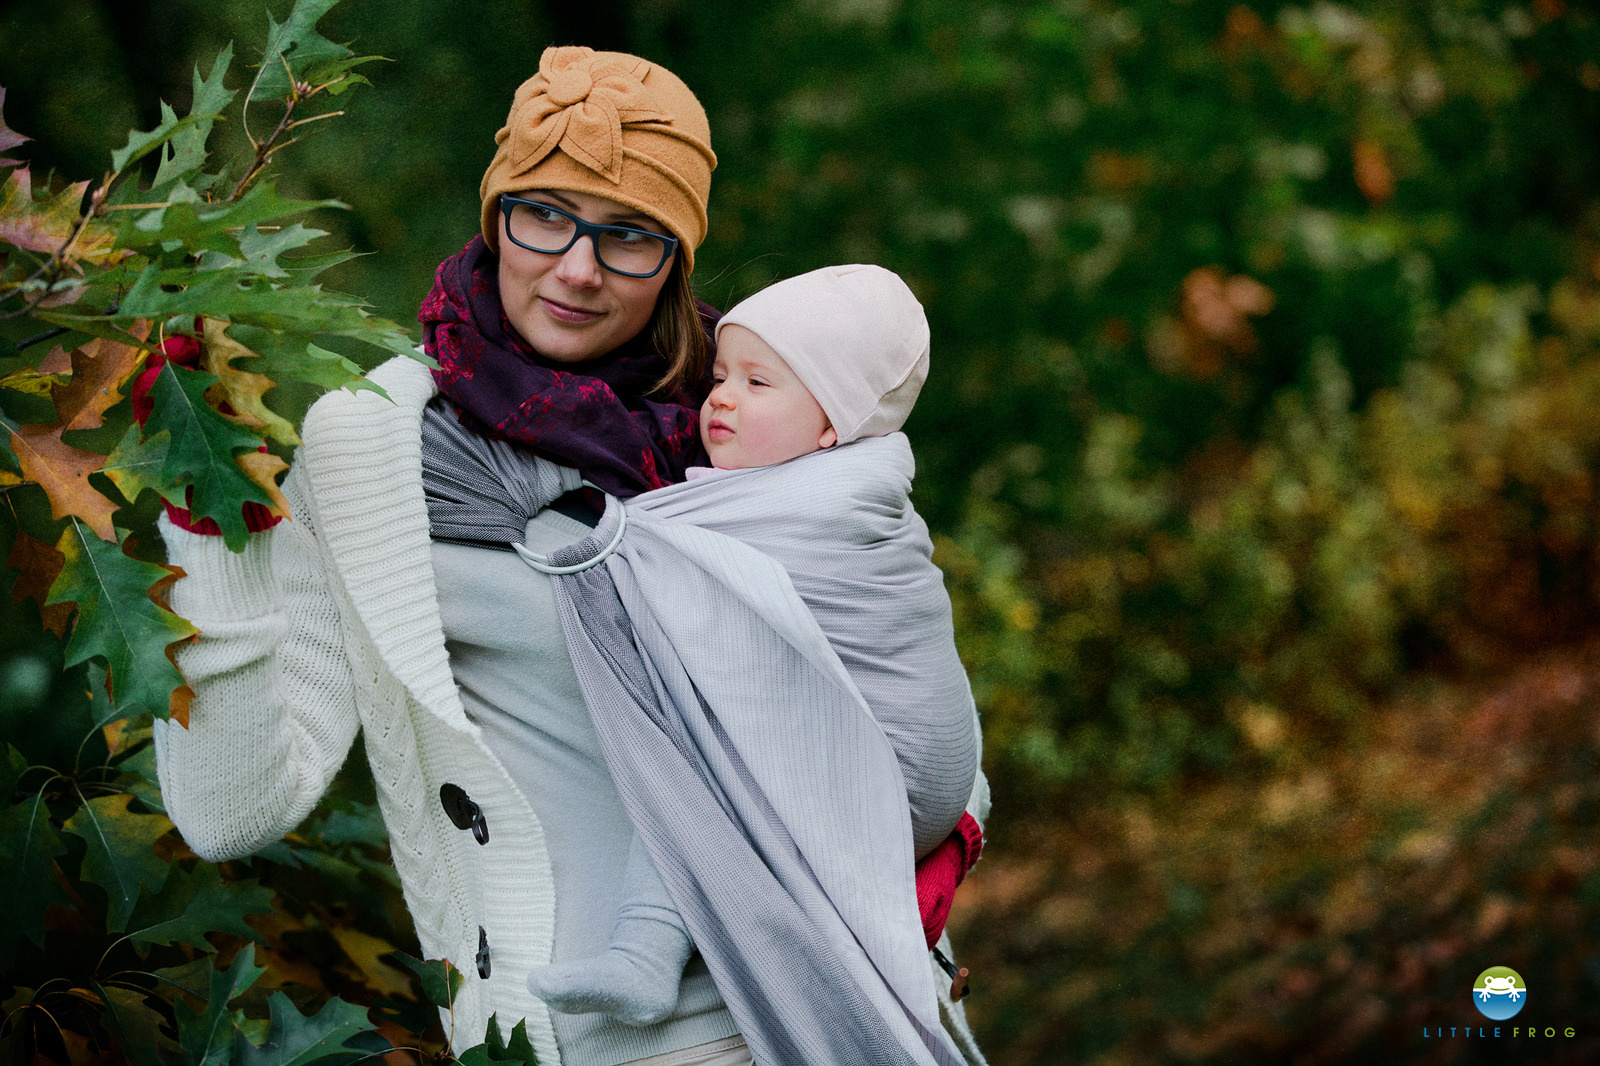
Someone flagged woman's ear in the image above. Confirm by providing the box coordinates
[820,425,838,449]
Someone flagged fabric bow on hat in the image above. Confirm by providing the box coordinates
[505,46,671,184]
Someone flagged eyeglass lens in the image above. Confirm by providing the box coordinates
[504,200,670,275]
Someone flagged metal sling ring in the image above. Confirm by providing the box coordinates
[512,481,628,575]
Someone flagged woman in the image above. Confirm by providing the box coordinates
[150,46,984,1066]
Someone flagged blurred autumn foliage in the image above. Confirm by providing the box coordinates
[4,0,1600,1063]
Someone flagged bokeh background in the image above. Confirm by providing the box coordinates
[4,0,1600,1062]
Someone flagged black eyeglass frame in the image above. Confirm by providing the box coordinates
[498,194,680,278]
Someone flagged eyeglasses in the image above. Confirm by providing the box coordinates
[499,195,679,278]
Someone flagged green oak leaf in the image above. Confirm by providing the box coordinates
[154,956,223,1002]
[111,109,216,178]
[42,262,420,366]
[129,862,274,950]
[62,792,172,933]
[113,741,168,815]
[230,329,388,394]
[117,182,343,256]
[236,222,327,278]
[141,362,273,550]
[388,952,464,1009]
[46,520,197,717]
[0,791,70,955]
[0,744,27,800]
[458,1016,539,1066]
[252,0,354,101]
[176,946,267,1066]
[308,801,388,848]
[153,44,237,189]
[277,248,361,286]
[85,662,122,731]
[95,981,174,1064]
[103,423,178,507]
[309,62,380,97]
[110,263,412,347]
[234,991,381,1066]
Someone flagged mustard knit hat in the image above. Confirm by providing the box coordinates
[479,46,717,270]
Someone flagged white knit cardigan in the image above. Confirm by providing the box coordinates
[152,355,990,1065]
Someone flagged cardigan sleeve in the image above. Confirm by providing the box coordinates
[151,456,360,862]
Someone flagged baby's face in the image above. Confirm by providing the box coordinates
[702,325,837,469]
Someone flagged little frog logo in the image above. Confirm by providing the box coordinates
[1473,966,1526,1020]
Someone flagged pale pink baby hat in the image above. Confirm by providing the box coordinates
[715,264,930,444]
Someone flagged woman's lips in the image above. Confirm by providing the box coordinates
[540,296,602,324]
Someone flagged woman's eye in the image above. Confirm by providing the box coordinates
[530,205,565,224]
[608,228,650,246]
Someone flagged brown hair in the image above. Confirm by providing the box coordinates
[648,256,710,398]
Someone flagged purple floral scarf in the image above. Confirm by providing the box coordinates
[419,235,713,497]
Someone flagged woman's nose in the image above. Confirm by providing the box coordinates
[552,235,604,288]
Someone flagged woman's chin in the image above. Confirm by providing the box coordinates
[516,316,612,364]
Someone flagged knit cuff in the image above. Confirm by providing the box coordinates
[159,513,283,622]
[952,811,984,879]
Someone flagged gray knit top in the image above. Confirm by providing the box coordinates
[425,408,737,1066]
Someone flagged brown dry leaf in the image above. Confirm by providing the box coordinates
[1087,149,1152,190]
[166,682,195,728]
[1221,4,1270,51]
[0,168,121,265]
[0,87,30,163]
[236,449,291,518]
[1182,267,1275,351]
[51,324,150,432]
[10,424,119,541]
[7,529,74,636]
[330,926,414,997]
[201,318,298,445]
[248,906,334,993]
[1352,140,1395,204]
[102,718,131,755]
[145,558,196,728]
[59,1028,120,1066]
[4,328,150,543]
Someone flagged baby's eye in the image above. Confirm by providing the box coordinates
[749,378,769,388]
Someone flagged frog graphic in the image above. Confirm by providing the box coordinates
[1472,966,1527,1020]
[1477,973,1522,1002]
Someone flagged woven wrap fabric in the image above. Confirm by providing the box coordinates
[547,436,975,1066]
[418,421,977,1064]
[419,397,584,545]
[419,234,710,498]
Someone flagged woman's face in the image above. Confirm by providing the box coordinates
[497,188,675,364]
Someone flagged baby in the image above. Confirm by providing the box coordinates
[526,264,981,1025]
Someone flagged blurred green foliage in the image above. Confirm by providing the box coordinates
[4,1,1600,1063]
[11,0,1598,796]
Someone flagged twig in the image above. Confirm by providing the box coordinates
[285,109,344,132]
[230,56,303,202]
[99,202,178,212]
[6,182,107,321]
[15,325,69,350]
